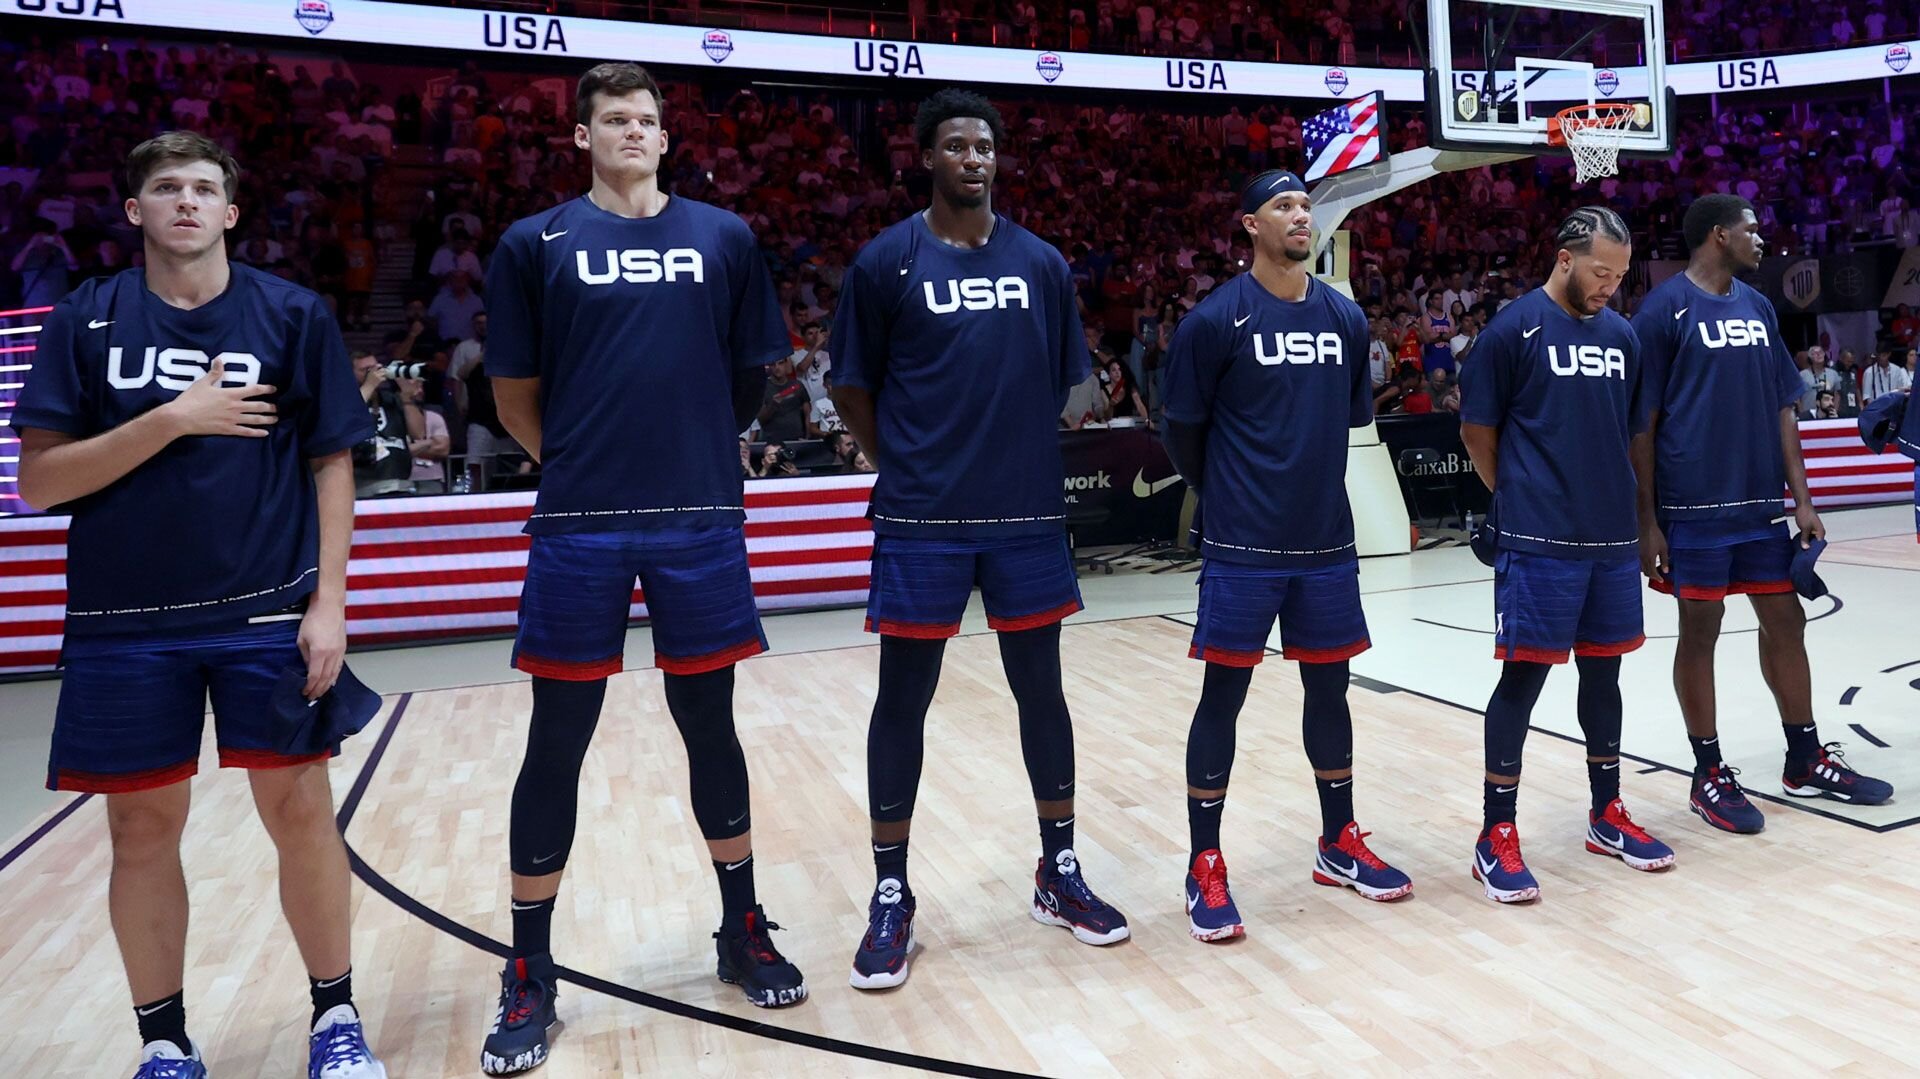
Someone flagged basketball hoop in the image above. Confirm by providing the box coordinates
[1549,103,1639,183]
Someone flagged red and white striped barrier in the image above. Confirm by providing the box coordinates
[1795,417,1918,508]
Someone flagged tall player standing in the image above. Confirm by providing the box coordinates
[1632,194,1893,829]
[11,133,385,1078]
[1458,207,1674,904]
[477,64,803,1075]
[1159,171,1412,943]
[830,89,1129,990]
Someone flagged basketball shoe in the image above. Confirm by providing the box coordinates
[132,1041,204,1079]
[849,877,917,990]
[1471,822,1540,903]
[715,906,808,1007]
[1783,743,1894,805]
[1031,848,1130,945]
[1184,849,1244,942]
[480,953,560,1076]
[1312,822,1414,901]
[308,1005,387,1078]
[1586,798,1675,871]
[1689,764,1765,833]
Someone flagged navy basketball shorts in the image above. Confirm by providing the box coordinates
[1187,560,1370,666]
[864,533,1083,638]
[513,528,767,679]
[1493,551,1644,664]
[1650,520,1796,602]
[49,620,327,793]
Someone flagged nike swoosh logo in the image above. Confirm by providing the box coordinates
[1233,314,1251,327]
[1323,857,1361,881]
[1329,779,1352,788]
[530,851,561,865]
[510,901,548,911]
[541,229,568,242]
[1673,307,1688,320]
[314,973,351,988]
[136,1002,173,1016]
[873,844,902,853]
[89,319,113,330]
[724,857,753,871]
[1057,781,1073,790]
[1132,470,1182,498]
[1204,770,1226,780]
[1185,892,1199,912]
[1053,817,1076,828]
[1200,799,1223,808]
[1702,738,1718,746]
[1475,852,1500,877]
[1495,785,1517,793]
[1522,326,1541,339]
[1595,831,1625,851]
[1602,762,1620,770]
[727,812,748,827]
[898,267,910,276]
[878,801,903,812]
[1499,758,1519,767]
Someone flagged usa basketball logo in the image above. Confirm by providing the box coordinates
[1887,44,1912,73]
[703,30,735,63]
[293,0,334,35]
[1035,52,1064,83]
[1594,69,1619,96]
[1324,68,1349,94]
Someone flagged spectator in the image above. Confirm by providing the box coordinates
[1861,342,1913,398]
[757,356,811,442]
[350,348,424,497]
[429,229,484,284]
[402,377,451,493]
[791,322,831,402]
[826,429,858,471]
[1100,358,1150,424]
[757,442,800,478]
[427,270,485,343]
[1830,347,1864,415]
[1367,317,1395,387]
[1428,368,1461,413]
[1798,346,1842,412]
[1891,304,1920,351]
[10,219,78,309]
[1802,388,1841,421]
[850,449,876,473]
[340,219,376,331]
[460,356,526,490]
[739,437,754,479]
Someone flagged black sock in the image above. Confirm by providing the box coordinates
[1689,733,1723,773]
[1588,760,1621,815]
[1784,721,1821,768]
[1187,795,1224,861]
[510,895,556,959]
[1483,779,1519,832]
[1040,813,1075,873]
[1315,776,1354,843]
[713,853,757,920]
[134,989,189,1052]
[309,969,354,1027]
[873,838,909,894]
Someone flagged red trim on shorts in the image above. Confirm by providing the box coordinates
[1650,577,1728,601]
[49,758,197,794]
[514,652,624,681]
[1726,579,1794,596]
[1188,643,1266,667]
[1283,638,1372,663]
[1574,634,1646,657]
[219,746,332,770]
[1494,644,1571,664]
[986,600,1083,633]
[655,638,765,675]
[864,616,961,639]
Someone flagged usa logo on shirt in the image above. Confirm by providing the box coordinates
[704,30,735,63]
[294,0,334,35]
[1594,69,1619,97]
[1036,52,1064,83]
[1324,68,1349,95]
[1887,44,1911,73]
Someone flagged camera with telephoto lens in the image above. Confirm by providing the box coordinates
[383,362,426,380]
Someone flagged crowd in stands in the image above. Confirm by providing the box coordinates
[2,28,1918,501]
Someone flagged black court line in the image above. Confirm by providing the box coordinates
[1841,686,1862,706]
[1850,724,1891,749]
[336,690,1048,1079]
[1413,593,1844,641]
[1636,766,1663,774]
[1882,660,1920,674]
[0,792,91,876]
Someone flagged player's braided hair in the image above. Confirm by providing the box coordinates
[1555,206,1630,255]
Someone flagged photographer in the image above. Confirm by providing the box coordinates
[757,441,800,478]
[350,348,425,497]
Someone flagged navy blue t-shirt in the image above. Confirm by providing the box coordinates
[1162,273,1372,568]
[1459,287,1643,560]
[485,195,788,535]
[829,213,1089,539]
[8,265,371,636]
[1632,273,1801,535]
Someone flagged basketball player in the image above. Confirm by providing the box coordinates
[477,64,802,1074]
[1458,207,1673,904]
[10,132,385,1077]
[1160,171,1412,942]
[1632,194,1893,831]
[830,88,1128,990]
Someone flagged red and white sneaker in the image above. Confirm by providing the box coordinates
[1312,822,1413,901]
[1184,849,1244,942]
[1471,822,1540,904]
[1586,799,1675,872]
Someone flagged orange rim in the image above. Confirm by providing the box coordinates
[1547,103,1637,147]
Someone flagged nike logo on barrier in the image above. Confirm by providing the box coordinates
[1133,470,1182,498]
[1674,307,1688,320]
[1233,314,1251,328]
[541,229,568,242]
[1522,326,1541,339]
[89,319,113,330]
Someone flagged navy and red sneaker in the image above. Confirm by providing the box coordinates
[1184,849,1244,942]
[1031,848,1130,946]
[1312,822,1413,901]
[1586,798,1675,871]
[1470,822,1540,904]
[480,953,560,1076]
[849,877,917,990]
[1690,764,1765,834]
[715,905,808,1007]
[1783,744,1894,805]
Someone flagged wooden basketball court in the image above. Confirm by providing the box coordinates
[4,508,1919,1077]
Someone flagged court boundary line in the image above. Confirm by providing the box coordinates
[0,791,89,876]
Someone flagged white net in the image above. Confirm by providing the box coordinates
[1557,105,1637,183]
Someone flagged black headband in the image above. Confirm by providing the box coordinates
[1240,170,1305,215]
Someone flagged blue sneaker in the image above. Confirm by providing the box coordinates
[1690,764,1765,834]
[480,953,560,1076]
[1184,849,1244,942]
[715,905,808,1008]
[1313,822,1414,901]
[849,876,917,989]
[1586,798,1675,871]
[1471,822,1540,904]
[1032,848,1130,946]
[309,1004,388,1078]
[133,1041,205,1079]
[1784,743,1895,805]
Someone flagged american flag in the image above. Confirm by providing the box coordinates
[1302,91,1384,183]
